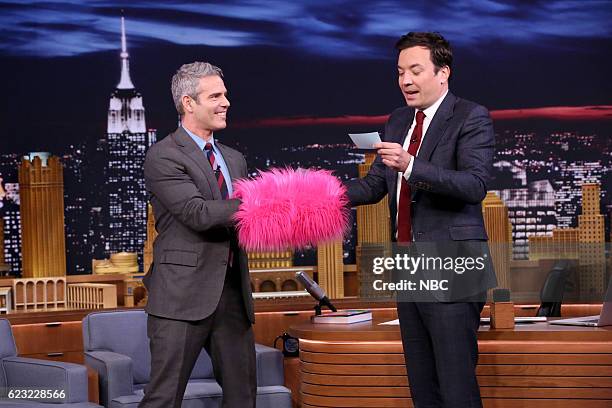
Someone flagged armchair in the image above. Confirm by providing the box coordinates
[0,319,101,407]
[82,310,291,408]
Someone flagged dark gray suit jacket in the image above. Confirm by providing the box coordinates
[346,92,494,242]
[143,127,254,323]
[347,92,498,299]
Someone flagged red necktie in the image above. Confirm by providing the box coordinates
[204,142,229,199]
[397,111,425,242]
[204,142,234,268]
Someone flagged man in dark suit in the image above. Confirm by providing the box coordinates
[140,62,255,408]
[346,32,495,407]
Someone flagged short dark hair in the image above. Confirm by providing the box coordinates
[395,32,452,73]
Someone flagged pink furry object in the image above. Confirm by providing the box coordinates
[232,168,350,251]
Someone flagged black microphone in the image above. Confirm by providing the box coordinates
[295,271,337,312]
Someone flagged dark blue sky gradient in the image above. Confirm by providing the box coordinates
[1,0,611,57]
[0,0,611,152]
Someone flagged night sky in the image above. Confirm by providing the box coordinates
[1,0,611,154]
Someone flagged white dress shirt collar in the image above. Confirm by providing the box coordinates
[420,89,449,122]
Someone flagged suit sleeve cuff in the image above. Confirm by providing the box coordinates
[403,157,415,181]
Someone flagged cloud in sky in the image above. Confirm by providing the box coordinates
[0,0,610,57]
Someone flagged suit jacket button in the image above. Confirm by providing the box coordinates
[222,260,228,266]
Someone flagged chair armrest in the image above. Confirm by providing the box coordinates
[1,356,88,403]
[84,350,134,407]
[255,343,284,386]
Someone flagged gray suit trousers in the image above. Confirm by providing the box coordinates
[138,272,256,408]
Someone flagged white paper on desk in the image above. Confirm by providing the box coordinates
[378,319,399,325]
[349,132,381,149]
[480,316,547,324]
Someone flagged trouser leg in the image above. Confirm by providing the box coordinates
[418,302,484,408]
[139,314,212,408]
[397,301,443,408]
[205,280,257,408]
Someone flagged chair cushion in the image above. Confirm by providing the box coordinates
[256,385,292,408]
[108,384,291,408]
[83,311,214,383]
[110,380,221,408]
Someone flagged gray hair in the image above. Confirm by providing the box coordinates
[171,62,224,116]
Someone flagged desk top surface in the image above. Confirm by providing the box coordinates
[289,318,612,342]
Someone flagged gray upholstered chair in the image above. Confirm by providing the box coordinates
[0,318,102,407]
[82,310,291,408]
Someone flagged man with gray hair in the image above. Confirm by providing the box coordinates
[141,62,256,407]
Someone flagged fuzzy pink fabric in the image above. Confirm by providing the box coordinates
[232,168,350,251]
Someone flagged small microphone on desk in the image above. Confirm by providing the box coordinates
[295,271,337,312]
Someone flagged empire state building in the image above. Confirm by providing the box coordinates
[104,16,156,264]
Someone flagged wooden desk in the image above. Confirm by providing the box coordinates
[1,303,606,407]
[289,319,612,408]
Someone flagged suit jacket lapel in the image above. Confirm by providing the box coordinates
[417,92,455,162]
[173,128,220,199]
[410,93,455,200]
[216,142,240,182]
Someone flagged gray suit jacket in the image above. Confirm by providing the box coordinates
[143,127,254,322]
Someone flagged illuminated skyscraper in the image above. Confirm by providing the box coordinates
[577,183,605,298]
[356,152,391,244]
[143,203,157,274]
[317,239,344,298]
[495,179,557,259]
[526,183,606,300]
[63,143,90,274]
[482,192,512,289]
[1,155,22,275]
[0,218,8,275]
[2,197,21,275]
[0,181,7,275]
[355,152,391,296]
[103,17,156,265]
[554,160,603,228]
[18,154,66,277]
[529,228,579,261]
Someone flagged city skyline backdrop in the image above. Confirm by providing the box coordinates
[0,1,610,275]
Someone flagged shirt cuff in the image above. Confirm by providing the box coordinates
[403,156,415,181]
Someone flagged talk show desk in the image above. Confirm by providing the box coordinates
[289,319,612,408]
